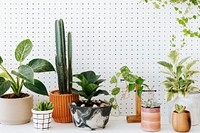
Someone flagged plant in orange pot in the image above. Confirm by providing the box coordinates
[49,19,79,123]
[172,104,191,132]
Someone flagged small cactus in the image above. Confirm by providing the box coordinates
[175,104,186,113]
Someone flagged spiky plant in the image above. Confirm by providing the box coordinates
[35,101,54,111]
[55,19,72,94]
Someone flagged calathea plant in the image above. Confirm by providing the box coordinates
[109,66,148,113]
[0,39,55,97]
[158,50,199,101]
[72,71,109,105]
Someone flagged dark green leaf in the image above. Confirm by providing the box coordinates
[109,97,115,103]
[110,76,117,84]
[111,87,120,95]
[85,84,99,94]
[128,83,135,92]
[112,105,118,110]
[24,79,48,96]
[28,58,55,73]
[137,86,143,97]
[11,65,34,84]
[136,78,144,85]
[95,79,105,85]
[15,39,33,62]
[0,56,3,65]
[0,77,11,96]
[145,0,148,3]
[80,71,99,83]
[92,89,109,97]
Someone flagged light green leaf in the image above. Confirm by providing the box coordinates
[186,60,198,70]
[120,66,131,73]
[168,50,179,64]
[116,72,121,78]
[28,58,55,73]
[24,79,48,96]
[111,87,120,95]
[178,56,190,65]
[11,65,34,84]
[0,56,3,65]
[160,71,173,76]
[110,76,117,84]
[158,61,173,71]
[166,92,176,101]
[109,97,115,103]
[0,72,9,79]
[153,2,160,9]
[0,77,11,96]
[176,66,183,77]
[15,39,33,62]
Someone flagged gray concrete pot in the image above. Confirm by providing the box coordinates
[0,93,33,124]
[69,102,112,130]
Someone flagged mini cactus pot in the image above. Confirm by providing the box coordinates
[141,107,161,132]
[172,110,191,132]
[32,109,53,130]
[69,101,112,130]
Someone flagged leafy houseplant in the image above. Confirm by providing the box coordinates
[69,71,112,130]
[172,104,191,132]
[49,19,79,123]
[0,39,55,124]
[109,66,147,114]
[32,101,54,130]
[141,99,161,132]
[158,50,199,101]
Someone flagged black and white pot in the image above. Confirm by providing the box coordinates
[69,102,112,130]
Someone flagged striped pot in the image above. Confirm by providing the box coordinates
[141,107,161,132]
[49,90,79,123]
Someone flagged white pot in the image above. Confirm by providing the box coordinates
[168,93,200,125]
[0,94,33,124]
[32,109,53,130]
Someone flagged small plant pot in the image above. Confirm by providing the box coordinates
[141,107,161,132]
[69,101,112,130]
[32,109,53,130]
[49,90,79,123]
[172,110,191,132]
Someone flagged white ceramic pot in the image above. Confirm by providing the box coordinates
[32,109,53,130]
[0,94,33,124]
[168,93,200,125]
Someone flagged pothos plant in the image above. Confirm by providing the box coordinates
[144,0,200,48]
[0,39,55,98]
[109,66,148,114]
[158,50,199,101]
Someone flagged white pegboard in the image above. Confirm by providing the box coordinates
[0,0,199,124]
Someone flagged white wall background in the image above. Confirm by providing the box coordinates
[0,0,199,124]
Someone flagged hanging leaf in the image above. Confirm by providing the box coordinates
[111,87,120,95]
[128,83,135,92]
[110,76,117,84]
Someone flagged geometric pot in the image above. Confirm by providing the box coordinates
[0,93,33,124]
[169,93,200,125]
[32,109,53,130]
[172,110,191,132]
[69,102,112,130]
[141,107,161,132]
[49,90,79,123]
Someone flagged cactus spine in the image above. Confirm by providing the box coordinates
[55,19,72,94]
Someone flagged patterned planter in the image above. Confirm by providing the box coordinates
[69,103,112,130]
[172,110,191,132]
[49,90,79,123]
[32,109,53,130]
[141,107,161,132]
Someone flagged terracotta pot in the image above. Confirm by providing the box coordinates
[32,109,53,130]
[49,90,79,123]
[172,110,191,132]
[69,102,112,130]
[141,107,161,132]
[0,93,33,124]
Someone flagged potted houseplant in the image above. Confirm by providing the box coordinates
[32,101,54,130]
[158,50,200,125]
[172,104,191,132]
[0,39,55,124]
[49,19,79,123]
[141,99,161,132]
[69,71,112,130]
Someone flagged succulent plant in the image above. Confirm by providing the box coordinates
[55,19,72,94]
[35,101,54,111]
[72,71,109,102]
[175,104,186,113]
[142,99,161,108]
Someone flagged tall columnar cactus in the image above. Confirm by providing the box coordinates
[55,19,72,94]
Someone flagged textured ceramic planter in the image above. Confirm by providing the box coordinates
[141,107,161,132]
[169,93,200,125]
[32,109,53,130]
[69,103,112,130]
[0,93,33,124]
[49,90,79,123]
[172,110,191,132]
